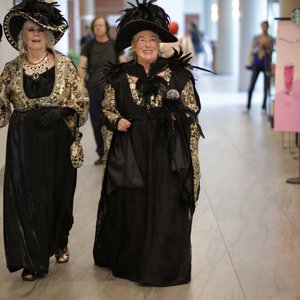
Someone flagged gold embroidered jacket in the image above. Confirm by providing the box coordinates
[0,50,89,130]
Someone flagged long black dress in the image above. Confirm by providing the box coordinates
[93,55,203,286]
[4,68,76,275]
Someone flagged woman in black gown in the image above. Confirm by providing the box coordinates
[0,0,88,281]
[93,0,204,286]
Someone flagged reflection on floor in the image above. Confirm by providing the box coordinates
[0,74,299,300]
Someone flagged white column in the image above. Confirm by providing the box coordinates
[215,0,235,74]
[72,0,81,53]
[81,0,95,27]
[204,0,218,42]
[238,0,268,91]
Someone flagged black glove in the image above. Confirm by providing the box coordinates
[37,107,75,128]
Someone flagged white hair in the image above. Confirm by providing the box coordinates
[17,20,55,54]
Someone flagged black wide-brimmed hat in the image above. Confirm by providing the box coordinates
[3,0,68,50]
[116,0,177,52]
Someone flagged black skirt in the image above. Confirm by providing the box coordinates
[3,109,76,275]
[93,116,195,286]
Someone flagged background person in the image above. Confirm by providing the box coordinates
[0,0,89,281]
[163,20,195,60]
[245,21,274,113]
[78,17,125,165]
[189,21,204,65]
[93,0,204,286]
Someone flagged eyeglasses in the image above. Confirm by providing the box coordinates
[27,27,45,33]
[132,37,159,45]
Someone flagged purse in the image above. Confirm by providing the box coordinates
[245,52,254,70]
[70,114,84,168]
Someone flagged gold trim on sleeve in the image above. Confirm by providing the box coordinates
[190,123,201,202]
[181,80,199,113]
[102,84,121,126]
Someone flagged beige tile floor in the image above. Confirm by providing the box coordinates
[0,74,299,300]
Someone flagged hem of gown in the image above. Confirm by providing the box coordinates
[8,265,48,276]
[94,262,191,287]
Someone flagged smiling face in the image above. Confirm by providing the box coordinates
[22,20,48,52]
[131,30,160,68]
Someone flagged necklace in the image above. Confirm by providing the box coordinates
[26,52,48,65]
[23,52,49,80]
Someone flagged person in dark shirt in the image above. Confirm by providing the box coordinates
[78,17,125,165]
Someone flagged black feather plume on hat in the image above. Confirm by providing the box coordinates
[3,0,68,50]
[11,0,66,27]
[117,0,170,31]
[115,0,177,52]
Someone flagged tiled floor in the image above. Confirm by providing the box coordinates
[0,74,299,300]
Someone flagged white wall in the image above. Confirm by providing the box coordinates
[156,0,185,37]
[53,0,69,55]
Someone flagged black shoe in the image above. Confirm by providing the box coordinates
[21,269,37,281]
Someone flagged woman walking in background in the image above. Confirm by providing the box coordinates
[245,21,274,113]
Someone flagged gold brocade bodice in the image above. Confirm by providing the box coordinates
[0,50,89,129]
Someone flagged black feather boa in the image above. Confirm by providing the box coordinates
[136,75,167,101]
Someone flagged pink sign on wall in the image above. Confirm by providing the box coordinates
[274,20,300,132]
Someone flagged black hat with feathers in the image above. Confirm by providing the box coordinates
[116,0,177,52]
[3,0,68,50]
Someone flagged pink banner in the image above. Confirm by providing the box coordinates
[274,21,300,132]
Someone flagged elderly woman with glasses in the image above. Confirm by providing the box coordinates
[93,0,205,287]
